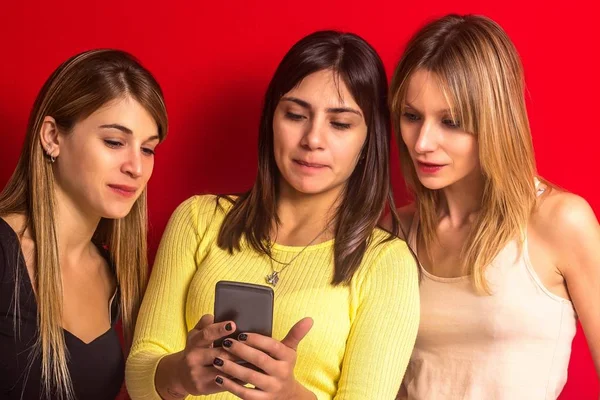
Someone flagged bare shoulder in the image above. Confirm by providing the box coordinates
[534,189,597,233]
[0,213,28,236]
[0,212,36,271]
[531,189,599,268]
[380,203,416,240]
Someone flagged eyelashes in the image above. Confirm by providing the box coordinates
[331,122,351,130]
[441,118,461,128]
[402,112,461,129]
[103,139,156,156]
[402,112,420,122]
[284,112,352,130]
[285,112,304,121]
[103,139,123,148]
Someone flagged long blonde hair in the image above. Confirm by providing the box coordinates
[0,49,168,399]
[389,14,537,293]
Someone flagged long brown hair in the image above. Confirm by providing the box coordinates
[0,49,168,399]
[218,31,399,285]
[389,14,538,293]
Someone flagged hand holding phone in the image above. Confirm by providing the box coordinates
[155,314,236,399]
[211,317,315,399]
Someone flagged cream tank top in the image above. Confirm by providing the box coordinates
[398,190,577,399]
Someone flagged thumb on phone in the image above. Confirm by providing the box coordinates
[281,317,313,351]
[193,314,214,331]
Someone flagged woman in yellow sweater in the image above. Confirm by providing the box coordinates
[126,30,420,400]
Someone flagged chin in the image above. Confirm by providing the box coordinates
[286,180,330,196]
[416,176,451,191]
[294,180,346,197]
[100,205,136,220]
[292,186,327,195]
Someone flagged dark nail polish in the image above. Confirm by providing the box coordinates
[238,333,248,341]
[225,323,233,331]
[223,339,232,348]
[215,376,224,385]
[213,357,224,366]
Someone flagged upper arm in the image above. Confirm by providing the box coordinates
[334,241,420,399]
[549,193,600,379]
[125,196,204,398]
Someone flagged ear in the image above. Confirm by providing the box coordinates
[357,142,367,163]
[39,116,60,159]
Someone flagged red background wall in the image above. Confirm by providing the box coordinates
[1,1,597,398]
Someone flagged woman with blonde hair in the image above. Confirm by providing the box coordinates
[0,49,168,399]
[387,14,600,399]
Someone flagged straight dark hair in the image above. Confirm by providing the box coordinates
[217,30,399,285]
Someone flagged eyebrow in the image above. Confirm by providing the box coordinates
[281,96,362,117]
[99,124,160,141]
[99,123,132,134]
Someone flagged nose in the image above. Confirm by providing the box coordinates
[121,148,143,179]
[300,117,325,150]
[414,121,439,154]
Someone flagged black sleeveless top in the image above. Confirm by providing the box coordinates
[0,218,124,400]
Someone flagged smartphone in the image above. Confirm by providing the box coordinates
[213,281,274,352]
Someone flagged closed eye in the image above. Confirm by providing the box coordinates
[285,112,306,121]
[104,139,124,148]
[331,122,351,130]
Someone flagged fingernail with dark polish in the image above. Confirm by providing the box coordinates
[215,376,224,385]
[238,333,248,341]
[223,339,232,348]
[213,357,224,366]
[225,323,233,331]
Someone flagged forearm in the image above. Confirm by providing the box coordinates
[155,351,189,400]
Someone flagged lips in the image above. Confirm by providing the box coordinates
[108,184,138,198]
[108,184,137,193]
[416,160,445,168]
[415,160,447,174]
[294,159,328,168]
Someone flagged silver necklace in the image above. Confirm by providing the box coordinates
[265,225,331,287]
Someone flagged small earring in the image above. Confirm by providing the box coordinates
[46,145,56,163]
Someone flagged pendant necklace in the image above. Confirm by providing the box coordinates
[265,225,331,287]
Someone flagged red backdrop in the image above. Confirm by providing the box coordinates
[1,1,598,398]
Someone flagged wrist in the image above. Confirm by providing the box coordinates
[155,352,189,399]
[291,381,316,400]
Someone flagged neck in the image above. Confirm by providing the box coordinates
[53,186,101,264]
[438,170,485,228]
[273,182,342,246]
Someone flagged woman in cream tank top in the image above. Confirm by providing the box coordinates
[399,201,576,399]
[386,14,600,399]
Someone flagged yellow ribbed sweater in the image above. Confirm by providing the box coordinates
[126,195,420,400]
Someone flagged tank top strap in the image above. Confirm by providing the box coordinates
[407,209,420,255]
